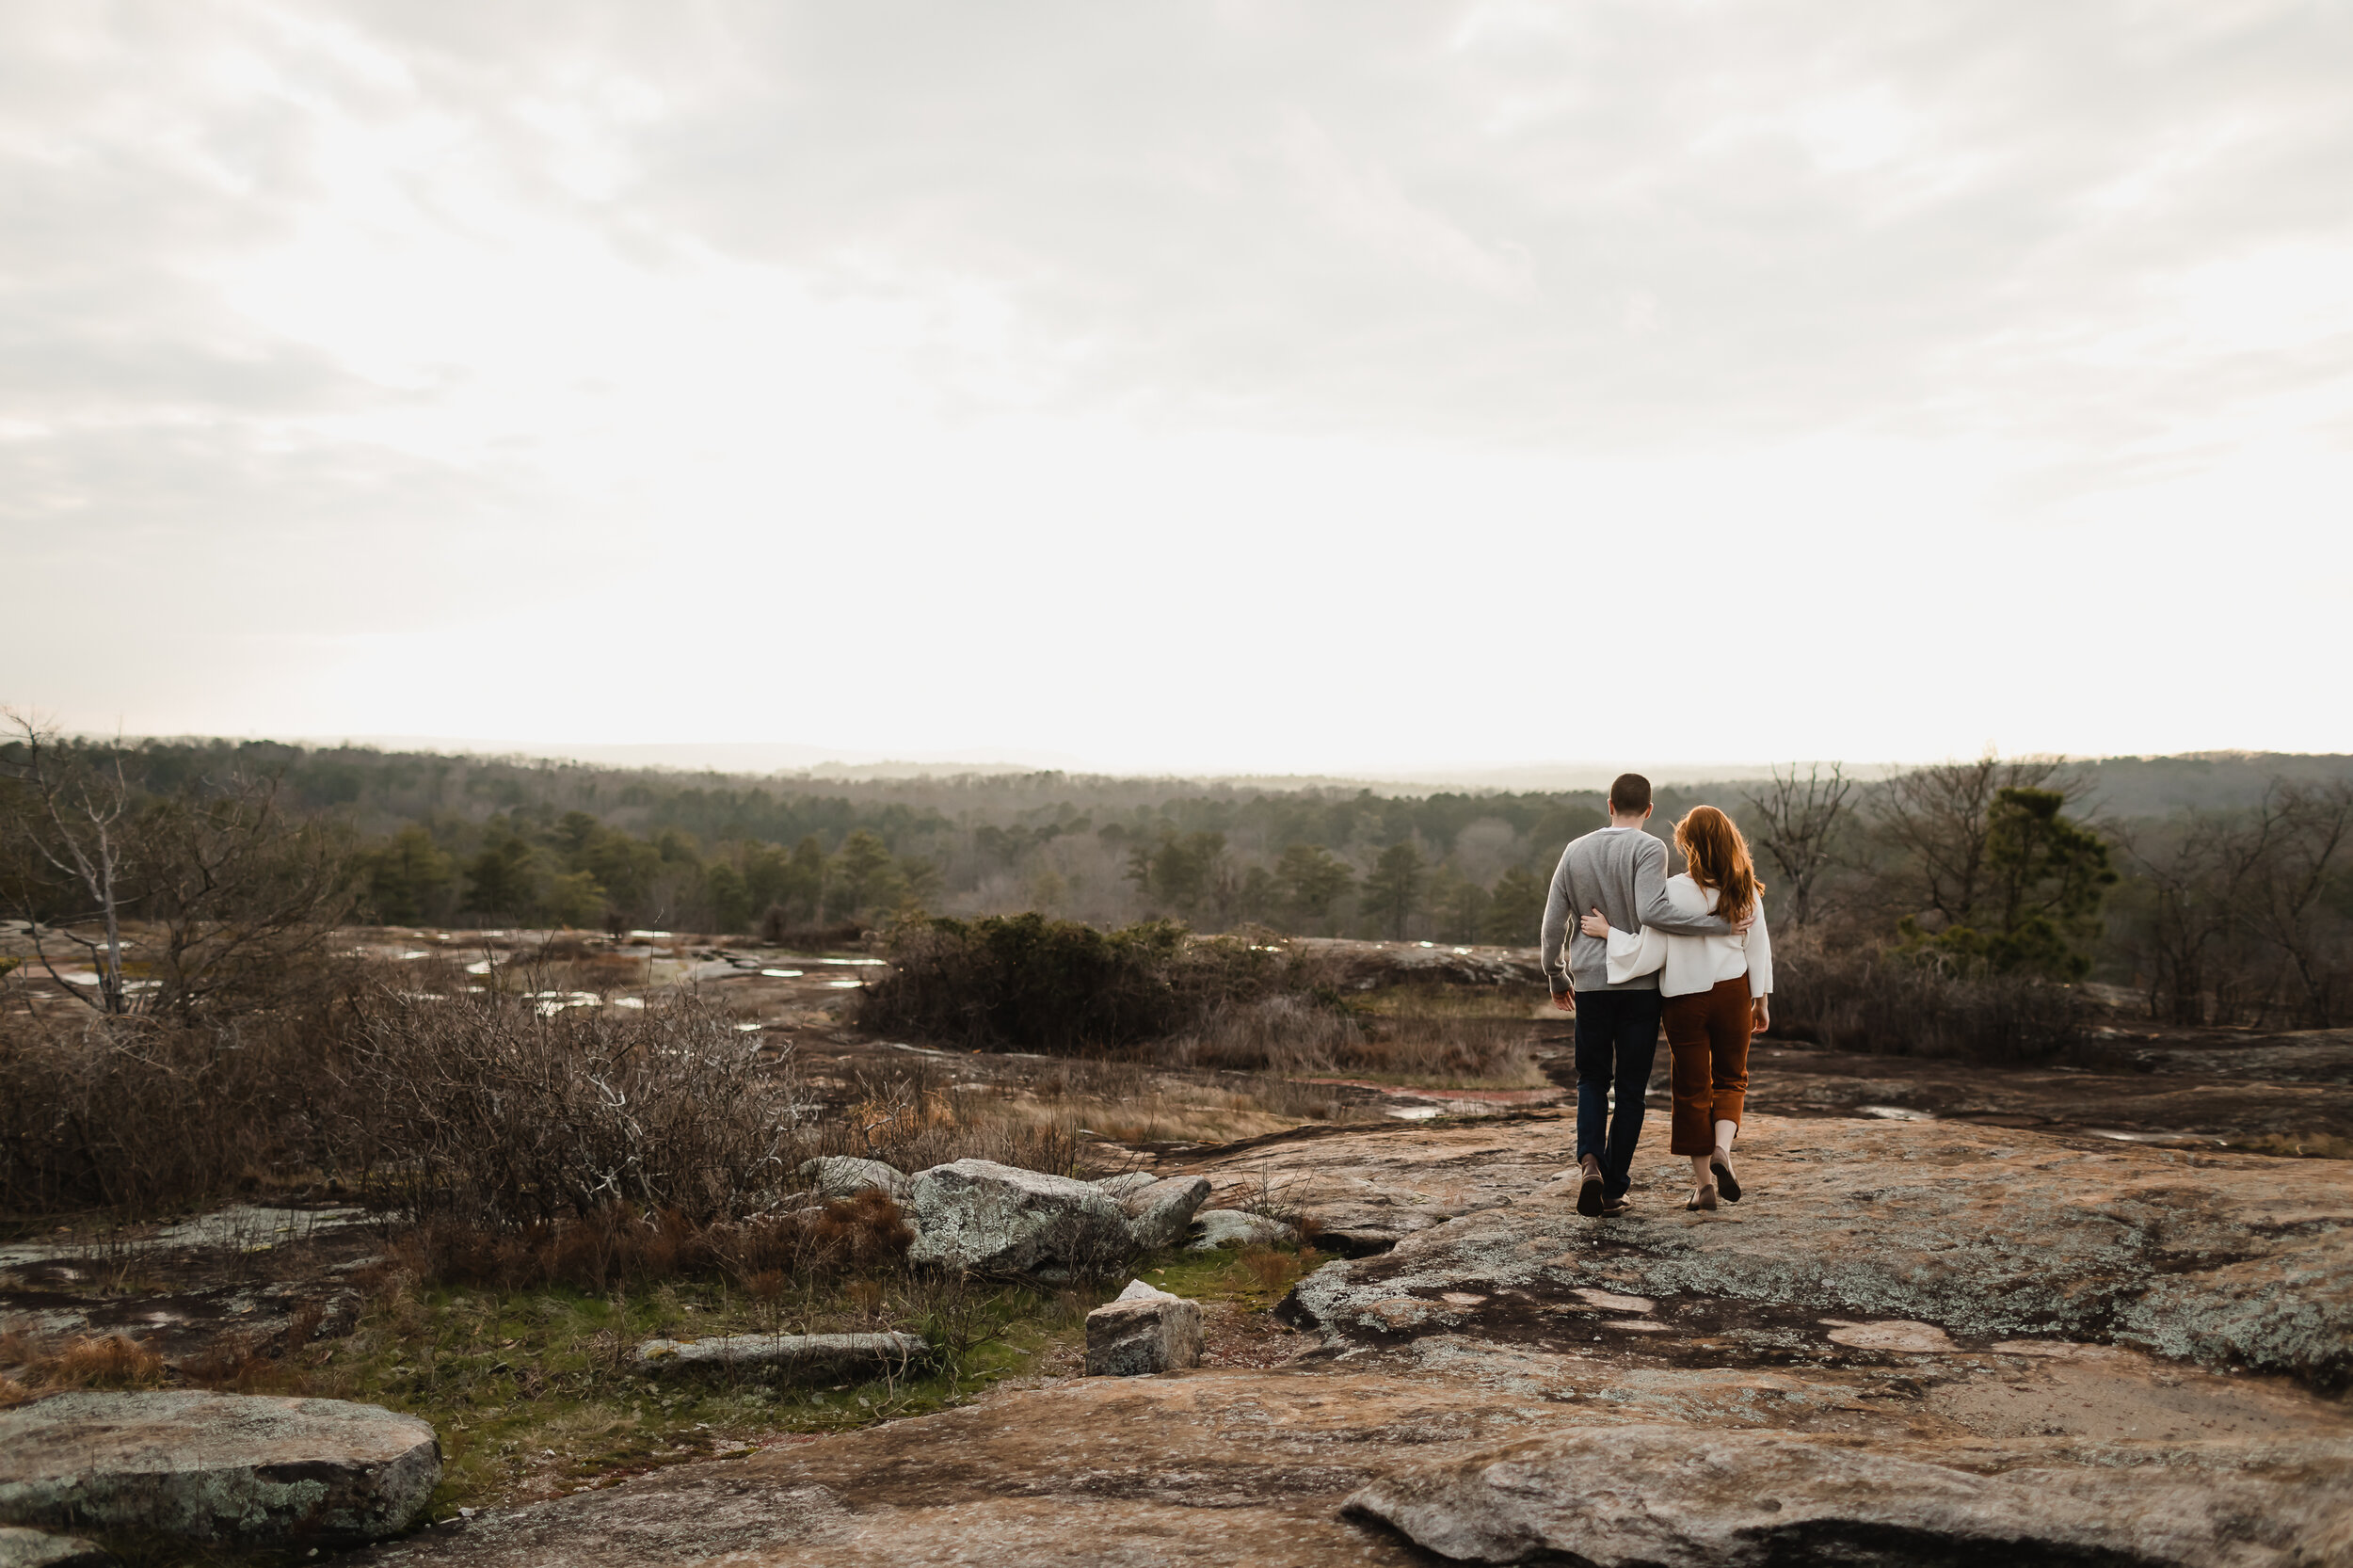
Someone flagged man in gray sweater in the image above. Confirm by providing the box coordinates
[1541,773,1737,1216]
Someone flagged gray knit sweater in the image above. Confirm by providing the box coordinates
[1538,826,1733,994]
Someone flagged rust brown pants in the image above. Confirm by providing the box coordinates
[1663,976,1752,1156]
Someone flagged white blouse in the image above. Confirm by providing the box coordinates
[1604,872,1772,1000]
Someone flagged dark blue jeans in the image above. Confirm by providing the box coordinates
[1575,987,1663,1202]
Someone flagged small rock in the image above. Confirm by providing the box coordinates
[1084,1282,1203,1377]
[0,1526,115,1568]
[1119,1176,1212,1251]
[0,1391,439,1546]
[1186,1209,1292,1251]
[632,1332,928,1380]
[904,1160,1135,1278]
[796,1156,910,1202]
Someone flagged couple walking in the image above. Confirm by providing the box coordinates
[1539,773,1773,1216]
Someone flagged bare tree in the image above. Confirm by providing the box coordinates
[140,770,355,1019]
[1870,752,2071,931]
[2112,809,2274,1024]
[0,712,354,1019]
[1742,762,1854,928]
[2244,781,2353,1029]
[0,712,139,1014]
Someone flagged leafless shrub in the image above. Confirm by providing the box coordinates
[856,913,1292,1053]
[0,997,363,1215]
[0,714,356,1021]
[1769,927,2087,1062]
[760,914,866,950]
[345,986,799,1226]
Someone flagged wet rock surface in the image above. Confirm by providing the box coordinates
[0,1391,440,1545]
[1739,1036,2353,1144]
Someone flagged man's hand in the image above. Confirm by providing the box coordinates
[1552,989,1577,1015]
[1751,995,1770,1032]
[1731,909,1757,934]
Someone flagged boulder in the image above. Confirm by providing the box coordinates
[0,1528,113,1568]
[0,1391,439,1546]
[1342,1424,2353,1568]
[1118,1176,1212,1251]
[1091,1173,1160,1199]
[904,1160,1135,1278]
[1186,1208,1292,1251]
[1084,1281,1203,1377]
[633,1332,927,1380]
[795,1156,909,1202]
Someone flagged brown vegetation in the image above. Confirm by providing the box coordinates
[388,1190,916,1295]
[1767,928,2088,1061]
[0,1331,168,1403]
[345,984,793,1225]
[0,987,363,1214]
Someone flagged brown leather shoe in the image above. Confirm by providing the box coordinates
[1685,1183,1719,1212]
[1710,1153,1741,1203]
[1577,1158,1605,1217]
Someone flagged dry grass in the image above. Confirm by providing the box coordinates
[0,1332,168,1400]
[1239,1244,1303,1295]
[1164,993,1539,1084]
[2237,1131,2353,1160]
[388,1190,919,1294]
[809,1054,1377,1168]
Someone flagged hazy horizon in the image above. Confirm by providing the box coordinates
[25,729,2351,799]
[5,3,2348,769]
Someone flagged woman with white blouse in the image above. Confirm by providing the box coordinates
[1578,805,1772,1211]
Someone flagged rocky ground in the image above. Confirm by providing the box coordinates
[335,1109,2352,1567]
[8,927,2351,1564]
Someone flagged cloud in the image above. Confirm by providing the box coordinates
[0,0,2347,764]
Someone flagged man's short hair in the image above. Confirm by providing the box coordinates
[1609,773,1652,816]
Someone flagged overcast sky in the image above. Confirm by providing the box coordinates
[4,1,2348,775]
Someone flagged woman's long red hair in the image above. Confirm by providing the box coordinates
[1674,805,1765,926]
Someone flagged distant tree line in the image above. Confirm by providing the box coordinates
[5,730,2348,1028]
